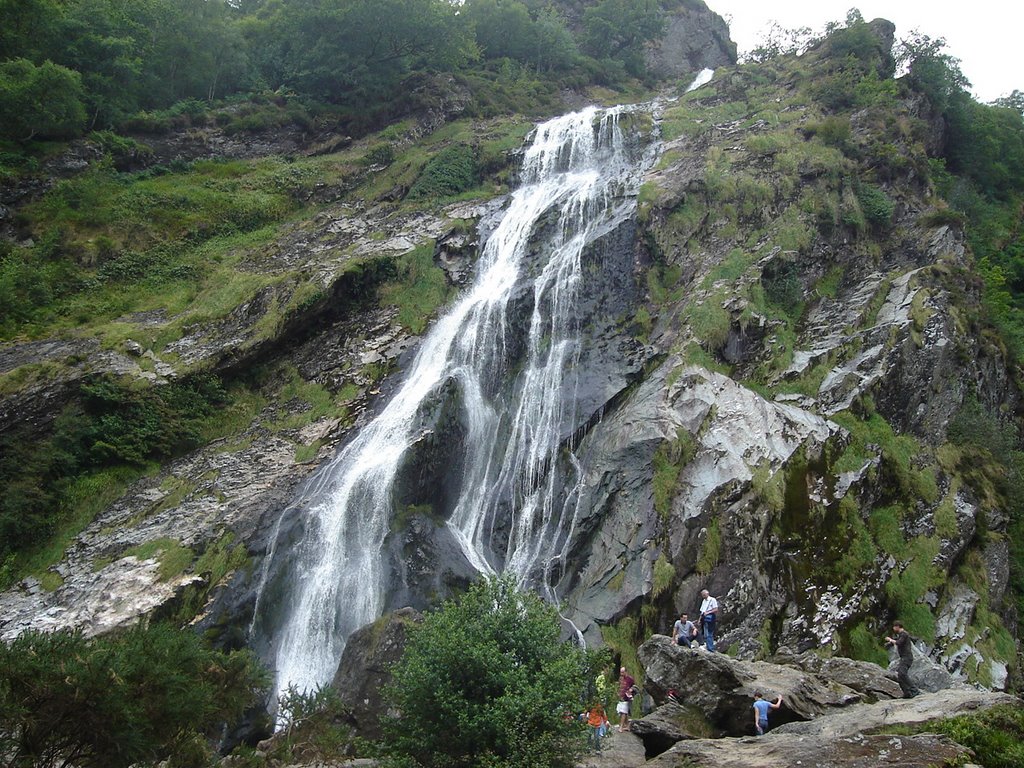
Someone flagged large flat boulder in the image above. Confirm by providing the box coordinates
[773,648,904,700]
[638,635,866,735]
[648,732,970,768]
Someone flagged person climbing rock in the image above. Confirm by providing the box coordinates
[752,690,783,735]
[885,621,920,698]
[616,666,636,732]
[672,611,696,647]
[699,589,719,651]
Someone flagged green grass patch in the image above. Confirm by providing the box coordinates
[408,144,479,200]
[652,430,695,524]
[686,296,732,350]
[814,265,845,299]
[681,341,732,375]
[845,622,889,667]
[125,537,195,582]
[647,262,684,305]
[702,248,752,288]
[377,242,452,334]
[651,553,675,598]
[696,518,722,575]
[173,532,250,623]
[2,465,149,589]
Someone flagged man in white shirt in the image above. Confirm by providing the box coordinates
[699,589,719,652]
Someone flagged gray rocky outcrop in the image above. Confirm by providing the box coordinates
[638,635,879,736]
[332,608,422,741]
[644,1,737,81]
[557,364,840,647]
[648,731,971,768]
[629,635,1017,767]
[771,648,904,700]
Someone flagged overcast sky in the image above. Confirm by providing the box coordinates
[707,1,1021,103]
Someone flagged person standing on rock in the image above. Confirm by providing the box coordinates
[586,702,607,751]
[672,611,696,647]
[752,690,783,735]
[616,666,636,732]
[699,589,719,652]
[885,621,920,698]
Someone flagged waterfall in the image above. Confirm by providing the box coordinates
[257,104,652,703]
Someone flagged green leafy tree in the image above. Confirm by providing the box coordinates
[992,90,1024,116]
[261,0,475,105]
[896,32,969,114]
[0,0,65,61]
[463,0,535,62]
[382,575,588,768]
[531,6,578,73]
[0,623,267,768]
[0,59,87,140]
[581,0,664,77]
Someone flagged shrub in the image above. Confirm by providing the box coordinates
[407,144,479,199]
[382,575,588,768]
[856,183,895,231]
[257,685,354,763]
[0,623,267,768]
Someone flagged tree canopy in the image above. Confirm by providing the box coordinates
[0,623,267,768]
[382,576,591,768]
[0,0,679,140]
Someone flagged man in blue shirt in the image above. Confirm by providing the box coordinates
[752,690,783,735]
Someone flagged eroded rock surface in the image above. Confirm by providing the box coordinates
[332,608,423,741]
[638,636,874,736]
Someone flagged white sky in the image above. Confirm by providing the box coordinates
[707,1,1022,103]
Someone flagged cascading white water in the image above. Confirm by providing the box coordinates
[260,104,650,702]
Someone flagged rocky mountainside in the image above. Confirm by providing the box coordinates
[0,3,1020,753]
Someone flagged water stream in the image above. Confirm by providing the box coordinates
[255,103,654,702]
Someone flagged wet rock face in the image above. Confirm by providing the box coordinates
[332,607,422,741]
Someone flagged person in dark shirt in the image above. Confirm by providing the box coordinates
[885,621,920,698]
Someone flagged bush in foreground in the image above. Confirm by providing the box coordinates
[382,575,589,768]
[0,623,267,768]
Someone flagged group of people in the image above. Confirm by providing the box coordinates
[671,589,720,652]
[580,665,636,752]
